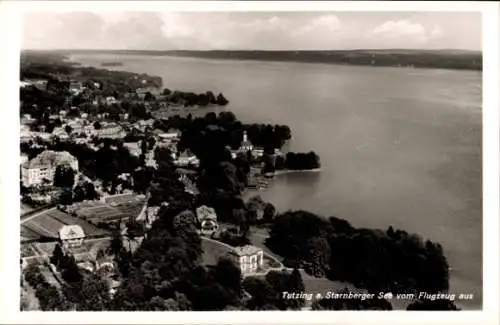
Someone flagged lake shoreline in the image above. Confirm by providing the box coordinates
[266,168,322,177]
[66,52,482,309]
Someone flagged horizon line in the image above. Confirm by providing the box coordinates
[22,48,482,53]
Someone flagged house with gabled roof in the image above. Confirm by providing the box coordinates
[59,225,85,251]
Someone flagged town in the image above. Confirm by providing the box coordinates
[20,52,324,311]
[19,52,455,312]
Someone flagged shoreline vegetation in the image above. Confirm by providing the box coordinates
[100,62,124,67]
[51,49,482,71]
[267,168,322,177]
[20,51,457,311]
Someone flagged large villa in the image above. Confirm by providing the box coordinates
[21,150,79,187]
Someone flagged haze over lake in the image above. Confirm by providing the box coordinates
[71,53,482,309]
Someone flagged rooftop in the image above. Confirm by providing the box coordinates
[22,150,77,169]
[230,245,263,257]
[196,205,217,221]
[59,224,85,240]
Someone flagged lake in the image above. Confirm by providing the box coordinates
[70,53,482,309]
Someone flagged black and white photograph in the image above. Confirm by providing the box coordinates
[0,1,499,324]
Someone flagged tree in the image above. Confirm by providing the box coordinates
[50,243,65,268]
[74,273,112,311]
[125,218,145,251]
[64,125,72,135]
[36,282,71,311]
[218,111,236,126]
[93,121,102,130]
[213,258,242,295]
[192,283,235,311]
[242,277,277,310]
[144,91,155,102]
[60,255,82,283]
[58,188,73,205]
[53,165,75,188]
[305,237,331,277]
[109,234,123,256]
[263,202,276,223]
[84,182,99,200]
[266,210,450,295]
[23,264,44,287]
[72,183,86,202]
[246,195,266,224]
[265,270,305,310]
[216,93,229,106]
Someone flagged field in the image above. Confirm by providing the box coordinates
[72,197,145,224]
[22,208,110,240]
[21,226,43,241]
[76,204,124,223]
[201,238,233,266]
[103,193,145,206]
[114,202,144,218]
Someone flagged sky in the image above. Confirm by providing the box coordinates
[22,11,482,51]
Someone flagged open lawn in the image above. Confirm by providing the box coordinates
[46,210,111,237]
[21,226,43,241]
[201,238,233,266]
[23,218,59,238]
[71,198,144,224]
[114,202,144,217]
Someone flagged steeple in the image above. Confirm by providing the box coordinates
[241,131,253,151]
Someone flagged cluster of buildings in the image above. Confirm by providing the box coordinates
[57,224,120,296]
[230,131,283,160]
[21,150,79,187]
[20,79,48,90]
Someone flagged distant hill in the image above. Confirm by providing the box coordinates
[37,49,482,71]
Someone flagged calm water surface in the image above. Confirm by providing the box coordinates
[71,54,482,309]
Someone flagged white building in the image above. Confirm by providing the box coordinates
[229,245,264,276]
[66,120,84,133]
[20,79,47,90]
[173,151,199,167]
[105,96,118,105]
[59,225,85,251]
[158,131,180,142]
[69,81,83,94]
[52,127,68,137]
[124,142,141,157]
[195,205,218,235]
[196,205,217,223]
[21,150,79,187]
[239,131,253,152]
